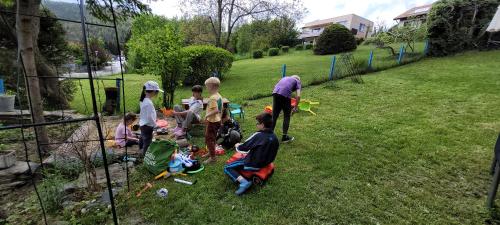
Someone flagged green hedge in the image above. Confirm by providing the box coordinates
[295,44,304,50]
[181,45,234,85]
[314,24,357,55]
[305,44,313,50]
[253,50,264,59]
[268,48,279,56]
[281,46,290,53]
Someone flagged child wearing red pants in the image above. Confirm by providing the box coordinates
[224,113,279,195]
[203,77,223,164]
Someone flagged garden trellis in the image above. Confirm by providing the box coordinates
[0,0,131,224]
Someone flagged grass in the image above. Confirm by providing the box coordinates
[109,50,500,224]
[70,43,425,114]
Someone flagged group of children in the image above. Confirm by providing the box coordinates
[114,77,283,195]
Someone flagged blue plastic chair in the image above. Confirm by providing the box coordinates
[229,103,245,119]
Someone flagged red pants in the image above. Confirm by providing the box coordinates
[205,122,221,157]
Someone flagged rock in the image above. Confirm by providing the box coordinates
[53,221,70,225]
[100,188,120,204]
[75,163,128,189]
[62,183,77,194]
[0,161,39,177]
[61,201,78,211]
[81,208,87,214]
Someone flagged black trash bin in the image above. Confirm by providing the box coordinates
[103,87,118,115]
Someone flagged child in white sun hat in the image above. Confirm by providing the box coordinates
[138,81,163,156]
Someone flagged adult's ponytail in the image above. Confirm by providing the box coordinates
[140,86,146,102]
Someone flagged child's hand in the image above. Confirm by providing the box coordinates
[235,143,241,149]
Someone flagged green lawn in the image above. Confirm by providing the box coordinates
[70,43,425,114]
[112,50,500,224]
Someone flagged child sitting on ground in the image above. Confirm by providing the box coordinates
[224,113,279,195]
[203,77,223,164]
[172,85,204,137]
[115,113,140,147]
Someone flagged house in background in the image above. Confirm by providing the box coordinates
[394,4,433,28]
[299,14,374,45]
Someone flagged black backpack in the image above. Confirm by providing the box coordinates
[217,118,242,149]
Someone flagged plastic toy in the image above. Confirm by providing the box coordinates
[156,119,169,128]
[264,106,273,114]
[136,182,153,197]
[215,145,225,156]
[156,188,169,198]
[154,170,171,180]
[226,152,275,186]
[174,178,197,185]
[291,98,297,107]
[297,100,320,116]
[161,107,174,117]
[168,159,184,173]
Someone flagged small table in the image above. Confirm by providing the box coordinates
[182,98,230,110]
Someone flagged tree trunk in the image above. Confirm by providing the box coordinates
[16,0,50,154]
[215,0,223,47]
[36,54,68,108]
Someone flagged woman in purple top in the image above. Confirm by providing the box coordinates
[272,75,301,143]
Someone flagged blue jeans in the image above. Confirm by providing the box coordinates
[224,158,260,182]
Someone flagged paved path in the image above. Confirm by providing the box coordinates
[63,60,125,78]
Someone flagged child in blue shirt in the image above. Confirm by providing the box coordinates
[224,113,279,195]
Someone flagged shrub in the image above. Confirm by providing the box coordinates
[314,24,357,55]
[268,48,279,56]
[39,173,67,213]
[362,37,378,45]
[356,38,365,45]
[53,157,83,180]
[181,45,234,85]
[427,0,500,56]
[253,50,264,59]
[281,46,290,53]
[295,44,304,50]
[305,44,313,50]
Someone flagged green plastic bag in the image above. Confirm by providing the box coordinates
[144,140,177,175]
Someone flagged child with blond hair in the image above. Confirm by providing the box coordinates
[203,77,223,164]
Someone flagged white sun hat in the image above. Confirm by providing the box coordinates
[144,81,164,93]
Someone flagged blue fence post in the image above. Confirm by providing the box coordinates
[116,78,121,112]
[329,56,336,81]
[368,50,374,70]
[424,39,430,56]
[0,79,4,95]
[282,64,286,78]
[397,45,405,64]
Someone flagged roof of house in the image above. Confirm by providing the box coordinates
[394,4,433,20]
[302,14,373,28]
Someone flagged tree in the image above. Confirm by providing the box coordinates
[180,0,306,49]
[0,0,149,153]
[314,24,357,55]
[180,16,216,46]
[427,0,500,56]
[127,17,184,108]
[234,16,299,54]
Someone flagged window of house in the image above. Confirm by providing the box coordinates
[359,23,366,32]
[312,28,321,33]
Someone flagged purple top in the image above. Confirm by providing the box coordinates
[273,77,301,99]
